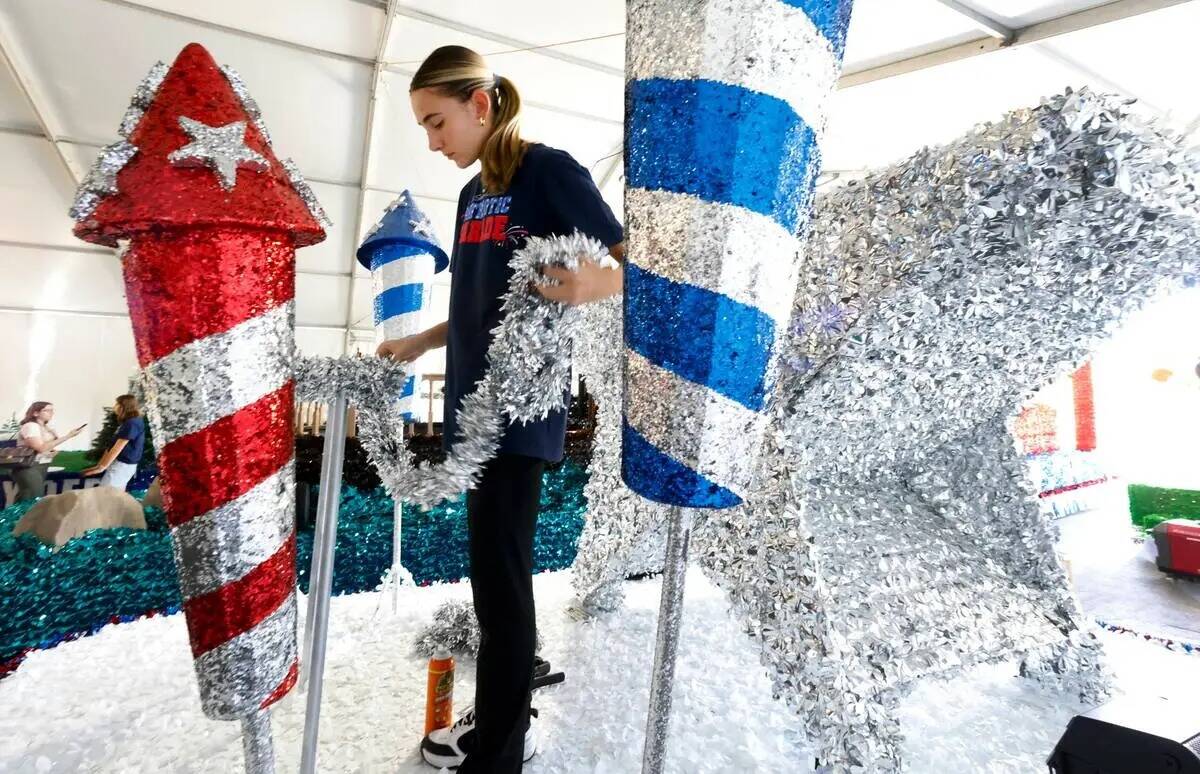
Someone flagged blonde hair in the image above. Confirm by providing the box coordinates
[411,45,527,193]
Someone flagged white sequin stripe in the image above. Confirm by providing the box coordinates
[170,464,295,601]
[624,349,768,498]
[626,0,841,132]
[140,301,293,447]
[625,188,800,330]
[194,594,297,720]
[373,257,435,323]
[372,262,431,414]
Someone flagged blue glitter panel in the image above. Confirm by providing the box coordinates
[625,263,775,412]
[780,0,855,58]
[373,282,424,324]
[620,421,743,508]
[626,78,818,234]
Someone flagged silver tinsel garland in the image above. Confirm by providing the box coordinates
[295,232,610,510]
[572,88,1200,772]
[411,600,544,659]
[570,295,672,613]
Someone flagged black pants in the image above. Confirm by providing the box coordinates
[459,453,544,774]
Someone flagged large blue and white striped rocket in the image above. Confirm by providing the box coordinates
[357,191,448,419]
[621,0,854,508]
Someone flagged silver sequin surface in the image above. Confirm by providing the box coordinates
[576,88,1200,772]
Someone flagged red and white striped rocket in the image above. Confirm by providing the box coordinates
[71,43,328,721]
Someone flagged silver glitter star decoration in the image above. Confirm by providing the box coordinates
[571,87,1200,772]
[167,116,269,191]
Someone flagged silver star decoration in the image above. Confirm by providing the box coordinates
[568,88,1200,771]
[167,116,269,191]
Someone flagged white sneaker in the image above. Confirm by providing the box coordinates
[420,707,538,769]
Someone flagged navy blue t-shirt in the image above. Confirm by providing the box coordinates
[444,143,623,462]
[116,417,145,464]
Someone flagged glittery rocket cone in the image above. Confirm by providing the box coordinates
[357,190,448,419]
[622,0,854,508]
[71,43,328,723]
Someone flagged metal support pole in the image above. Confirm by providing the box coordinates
[298,394,348,774]
[641,507,694,774]
[240,709,275,774]
[392,500,403,613]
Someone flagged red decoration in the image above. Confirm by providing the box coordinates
[72,43,324,722]
[74,44,323,248]
[1072,363,1097,452]
[1015,403,1058,455]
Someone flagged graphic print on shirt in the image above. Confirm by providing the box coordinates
[458,194,527,247]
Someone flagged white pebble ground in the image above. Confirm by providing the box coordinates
[2,567,1198,773]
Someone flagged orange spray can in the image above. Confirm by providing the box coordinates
[424,648,454,734]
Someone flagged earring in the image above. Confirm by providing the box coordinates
[478,117,485,126]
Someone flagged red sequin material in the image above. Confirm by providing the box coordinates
[158,383,295,527]
[122,228,295,364]
[74,42,325,718]
[184,533,297,657]
[73,43,324,248]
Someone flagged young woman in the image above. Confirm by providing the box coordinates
[378,46,623,772]
[14,402,84,502]
[82,394,145,491]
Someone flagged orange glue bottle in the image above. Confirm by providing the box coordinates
[425,648,455,734]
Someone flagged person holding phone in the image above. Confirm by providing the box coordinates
[82,394,145,491]
[15,401,84,502]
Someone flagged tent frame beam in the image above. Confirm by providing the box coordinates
[342,0,400,352]
[0,16,81,185]
[840,0,1193,89]
[933,0,1014,41]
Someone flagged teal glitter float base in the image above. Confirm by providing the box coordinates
[1,462,589,672]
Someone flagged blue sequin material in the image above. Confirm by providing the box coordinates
[626,78,818,235]
[780,0,855,57]
[373,282,424,325]
[625,263,774,411]
[621,421,742,508]
[0,463,589,673]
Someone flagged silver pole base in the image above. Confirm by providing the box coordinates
[641,507,694,774]
[241,710,275,774]
[298,394,348,774]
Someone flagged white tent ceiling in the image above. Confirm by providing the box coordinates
[1,0,1198,431]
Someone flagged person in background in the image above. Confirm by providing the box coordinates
[15,401,84,502]
[83,394,145,491]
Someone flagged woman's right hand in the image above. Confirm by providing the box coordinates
[376,333,428,364]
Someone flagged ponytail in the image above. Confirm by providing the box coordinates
[479,75,526,193]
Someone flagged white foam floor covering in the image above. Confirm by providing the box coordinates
[4,558,1200,773]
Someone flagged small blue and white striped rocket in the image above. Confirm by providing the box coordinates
[621,0,855,508]
[357,190,449,420]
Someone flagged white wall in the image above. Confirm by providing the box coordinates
[1090,286,1200,490]
[0,311,137,450]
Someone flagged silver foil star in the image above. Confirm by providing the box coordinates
[167,116,269,190]
[571,87,1200,771]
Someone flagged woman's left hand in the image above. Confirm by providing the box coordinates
[535,259,622,306]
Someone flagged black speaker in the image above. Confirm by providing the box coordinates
[1048,696,1200,773]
